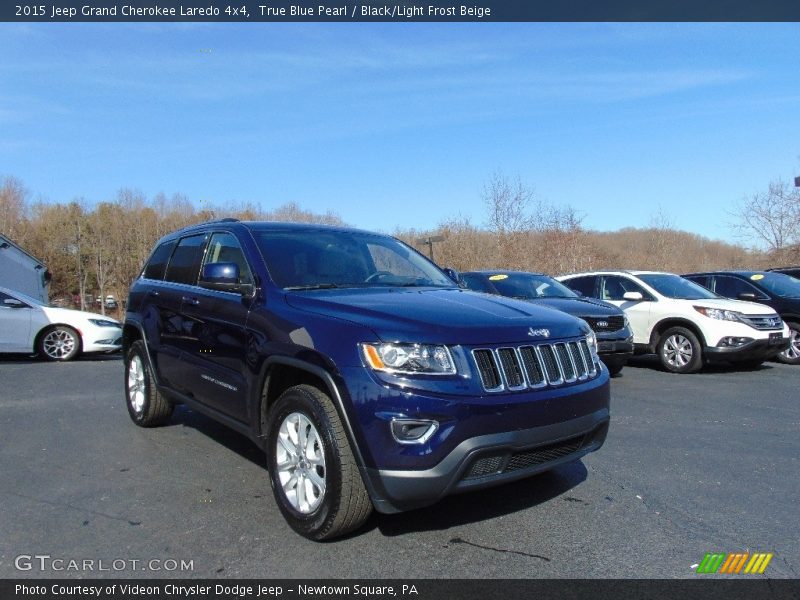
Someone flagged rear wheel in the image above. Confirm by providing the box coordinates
[267,384,372,540]
[38,326,81,361]
[124,340,173,427]
[657,327,703,374]
[776,322,800,365]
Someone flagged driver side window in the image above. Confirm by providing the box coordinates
[601,276,647,301]
[202,232,254,286]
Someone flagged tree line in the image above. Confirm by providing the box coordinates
[1,171,797,316]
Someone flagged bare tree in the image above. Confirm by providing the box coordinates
[732,179,800,255]
[0,176,28,241]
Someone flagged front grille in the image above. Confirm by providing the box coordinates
[583,315,626,332]
[738,314,783,330]
[505,436,585,472]
[462,432,590,481]
[472,340,598,393]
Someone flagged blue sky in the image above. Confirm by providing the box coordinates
[1,23,799,243]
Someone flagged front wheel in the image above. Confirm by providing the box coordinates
[657,327,703,374]
[776,322,800,365]
[267,384,372,541]
[38,325,81,361]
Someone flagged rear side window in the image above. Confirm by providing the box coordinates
[164,235,206,285]
[564,275,597,297]
[142,240,176,281]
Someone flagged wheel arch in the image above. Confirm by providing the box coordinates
[648,318,708,352]
[34,323,83,356]
[122,321,159,386]
[256,356,379,502]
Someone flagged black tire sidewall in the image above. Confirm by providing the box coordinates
[125,341,151,424]
[658,326,703,373]
[266,388,344,540]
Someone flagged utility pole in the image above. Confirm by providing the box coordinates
[416,235,445,261]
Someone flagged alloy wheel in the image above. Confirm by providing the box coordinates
[663,334,693,368]
[42,329,76,360]
[275,412,326,514]
[127,355,146,415]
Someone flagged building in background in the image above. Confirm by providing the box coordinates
[0,234,50,303]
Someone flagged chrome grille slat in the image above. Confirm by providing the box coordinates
[473,339,600,393]
[738,314,783,330]
[496,347,526,390]
[538,344,563,385]
[555,343,577,383]
[519,346,546,388]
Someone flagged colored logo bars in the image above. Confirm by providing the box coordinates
[696,552,773,574]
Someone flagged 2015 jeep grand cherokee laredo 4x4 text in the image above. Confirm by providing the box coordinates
[123,221,610,540]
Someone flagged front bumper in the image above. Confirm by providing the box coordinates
[82,328,123,353]
[705,336,790,362]
[597,338,634,367]
[366,408,610,514]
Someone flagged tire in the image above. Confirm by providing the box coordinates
[124,340,173,427]
[38,325,81,361]
[267,384,372,541]
[657,326,703,374]
[776,322,800,365]
[605,362,624,377]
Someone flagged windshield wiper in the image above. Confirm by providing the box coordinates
[284,283,340,291]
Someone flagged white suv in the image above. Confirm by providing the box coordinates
[556,271,791,373]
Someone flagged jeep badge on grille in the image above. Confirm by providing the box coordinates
[528,327,551,338]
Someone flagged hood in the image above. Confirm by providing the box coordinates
[527,296,623,319]
[41,306,121,326]
[284,288,589,345]
[676,297,778,315]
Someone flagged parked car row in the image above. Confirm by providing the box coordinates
[553,271,791,374]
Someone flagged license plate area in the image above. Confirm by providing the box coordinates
[769,332,783,345]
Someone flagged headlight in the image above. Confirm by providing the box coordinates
[88,319,120,328]
[586,330,598,351]
[585,331,600,362]
[622,314,630,328]
[360,343,456,375]
[693,306,741,322]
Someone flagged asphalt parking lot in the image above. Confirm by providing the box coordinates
[0,354,798,579]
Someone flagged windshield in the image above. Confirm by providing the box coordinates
[4,288,48,307]
[253,229,457,290]
[750,272,800,298]
[638,274,718,300]
[486,273,577,299]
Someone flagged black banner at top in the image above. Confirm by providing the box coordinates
[4,0,800,22]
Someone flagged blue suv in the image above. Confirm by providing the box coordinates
[123,220,610,540]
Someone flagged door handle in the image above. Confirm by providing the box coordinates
[147,290,160,297]
[182,296,200,306]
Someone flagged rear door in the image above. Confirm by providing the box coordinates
[152,234,208,393]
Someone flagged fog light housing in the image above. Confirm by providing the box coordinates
[94,339,115,345]
[390,418,438,445]
[718,336,753,347]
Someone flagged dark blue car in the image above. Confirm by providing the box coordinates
[123,221,610,540]
[461,271,634,376]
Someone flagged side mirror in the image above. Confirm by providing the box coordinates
[572,289,583,297]
[737,292,757,301]
[200,262,245,293]
[3,298,27,308]
[622,291,644,302]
